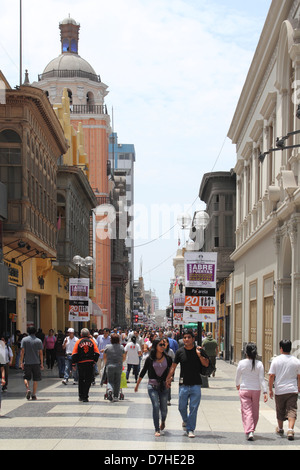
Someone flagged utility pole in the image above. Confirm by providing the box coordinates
[20,0,22,87]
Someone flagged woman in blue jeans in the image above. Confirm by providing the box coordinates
[135,338,173,437]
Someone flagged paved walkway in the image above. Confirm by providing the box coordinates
[0,359,299,451]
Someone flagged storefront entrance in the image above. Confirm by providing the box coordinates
[26,293,40,330]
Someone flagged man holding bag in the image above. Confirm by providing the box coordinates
[166,329,209,438]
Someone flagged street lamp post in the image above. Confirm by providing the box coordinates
[177,210,210,387]
[72,255,94,278]
[187,210,210,251]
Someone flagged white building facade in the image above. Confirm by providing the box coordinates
[228,0,300,369]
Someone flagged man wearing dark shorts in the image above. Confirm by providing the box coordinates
[20,326,44,400]
[269,340,300,441]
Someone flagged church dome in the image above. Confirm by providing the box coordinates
[39,17,101,83]
[60,16,79,26]
[40,15,101,82]
[43,54,97,77]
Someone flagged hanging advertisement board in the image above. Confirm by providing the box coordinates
[69,278,90,322]
[173,293,185,326]
[183,252,217,323]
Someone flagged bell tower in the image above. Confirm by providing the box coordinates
[59,15,80,54]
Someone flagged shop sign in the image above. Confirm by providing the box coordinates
[4,260,23,287]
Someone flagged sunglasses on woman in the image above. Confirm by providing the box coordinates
[158,343,166,347]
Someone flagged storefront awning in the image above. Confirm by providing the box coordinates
[90,300,103,317]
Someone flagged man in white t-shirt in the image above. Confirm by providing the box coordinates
[124,338,141,383]
[62,328,78,385]
[269,340,300,441]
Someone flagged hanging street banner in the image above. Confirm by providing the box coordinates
[183,252,218,323]
[173,293,185,326]
[69,278,90,322]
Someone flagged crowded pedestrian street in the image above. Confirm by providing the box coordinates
[0,358,299,451]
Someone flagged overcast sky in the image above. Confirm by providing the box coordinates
[0,0,272,310]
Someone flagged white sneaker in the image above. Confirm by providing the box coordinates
[247,432,254,441]
[188,431,195,438]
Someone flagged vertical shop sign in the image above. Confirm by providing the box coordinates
[173,293,185,326]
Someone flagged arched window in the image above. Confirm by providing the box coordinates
[0,129,22,143]
[67,89,73,105]
[87,91,95,107]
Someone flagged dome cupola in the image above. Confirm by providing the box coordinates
[35,16,109,107]
[59,15,80,54]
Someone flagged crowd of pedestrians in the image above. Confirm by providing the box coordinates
[0,326,300,444]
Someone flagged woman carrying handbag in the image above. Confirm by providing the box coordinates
[135,338,173,437]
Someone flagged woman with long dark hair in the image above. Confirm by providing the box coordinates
[236,342,268,441]
[135,338,173,437]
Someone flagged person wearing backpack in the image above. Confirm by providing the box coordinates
[202,332,218,377]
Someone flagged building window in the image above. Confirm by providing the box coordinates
[225,216,233,247]
[67,89,73,105]
[213,215,219,248]
[71,39,78,53]
[62,39,69,52]
[86,91,95,106]
[0,130,22,201]
[214,195,219,211]
[0,129,22,144]
[225,194,233,211]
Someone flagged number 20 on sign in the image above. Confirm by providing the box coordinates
[185,296,200,307]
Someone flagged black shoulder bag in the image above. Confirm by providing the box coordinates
[199,348,215,377]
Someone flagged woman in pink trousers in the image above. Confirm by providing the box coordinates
[236,343,268,441]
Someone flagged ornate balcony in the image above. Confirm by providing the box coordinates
[70,104,108,115]
[38,69,101,83]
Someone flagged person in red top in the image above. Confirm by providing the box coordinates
[72,328,100,402]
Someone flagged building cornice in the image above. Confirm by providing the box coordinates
[57,165,97,207]
[6,85,68,155]
[228,0,294,145]
[231,188,300,261]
